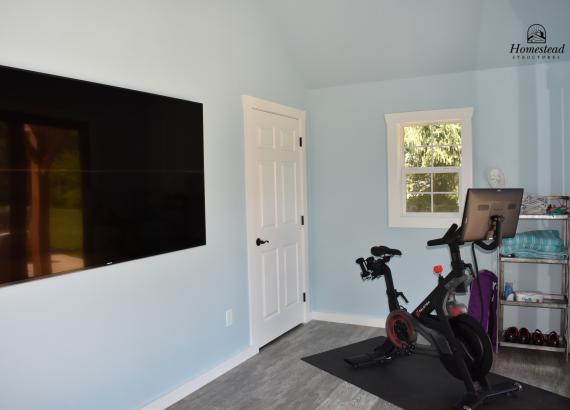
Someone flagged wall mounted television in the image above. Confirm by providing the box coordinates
[0,65,206,286]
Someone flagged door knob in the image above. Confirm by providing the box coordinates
[256,238,269,246]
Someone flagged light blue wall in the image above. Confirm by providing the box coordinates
[307,62,570,321]
[0,1,304,409]
[0,1,568,407]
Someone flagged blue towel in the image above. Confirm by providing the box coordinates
[500,249,568,260]
[502,230,568,259]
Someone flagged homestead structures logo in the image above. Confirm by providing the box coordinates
[510,24,565,60]
[527,24,546,43]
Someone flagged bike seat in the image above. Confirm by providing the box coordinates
[371,245,402,257]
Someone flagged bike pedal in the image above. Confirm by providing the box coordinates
[395,342,416,356]
[404,343,416,355]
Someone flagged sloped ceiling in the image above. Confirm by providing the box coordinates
[258,0,570,88]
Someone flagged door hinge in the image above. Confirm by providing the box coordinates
[301,215,305,225]
[299,137,303,147]
[303,292,306,302]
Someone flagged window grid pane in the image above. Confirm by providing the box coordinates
[405,193,460,213]
[403,169,460,214]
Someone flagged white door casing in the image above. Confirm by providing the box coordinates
[242,96,308,349]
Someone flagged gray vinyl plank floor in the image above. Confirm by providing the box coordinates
[169,320,570,410]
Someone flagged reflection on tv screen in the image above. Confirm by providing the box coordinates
[0,65,205,286]
[0,122,84,280]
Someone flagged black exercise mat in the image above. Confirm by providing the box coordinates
[303,336,570,410]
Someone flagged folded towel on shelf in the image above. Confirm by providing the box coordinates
[503,229,565,252]
[502,229,568,259]
[501,248,568,260]
[521,195,548,215]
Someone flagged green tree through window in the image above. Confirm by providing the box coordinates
[403,123,461,213]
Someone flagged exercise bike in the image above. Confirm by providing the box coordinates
[344,188,524,410]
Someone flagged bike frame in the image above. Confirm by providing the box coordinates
[379,241,480,393]
[347,213,523,409]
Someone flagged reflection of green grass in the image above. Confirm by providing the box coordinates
[49,208,83,256]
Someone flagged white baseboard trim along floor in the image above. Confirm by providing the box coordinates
[141,314,384,409]
[310,311,385,328]
[141,346,259,410]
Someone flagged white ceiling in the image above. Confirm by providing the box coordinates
[258,0,570,88]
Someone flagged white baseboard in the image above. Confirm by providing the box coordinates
[141,346,258,410]
[311,311,385,328]
[141,314,381,409]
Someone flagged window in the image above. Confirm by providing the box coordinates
[386,108,473,228]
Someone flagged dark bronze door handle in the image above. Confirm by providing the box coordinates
[256,238,269,246]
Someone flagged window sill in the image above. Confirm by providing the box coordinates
[389,214,461,229]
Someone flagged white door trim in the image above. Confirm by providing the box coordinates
[242,95,309,349]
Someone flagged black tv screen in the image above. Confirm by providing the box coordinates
[0,65,206,286]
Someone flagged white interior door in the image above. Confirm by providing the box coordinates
[243,96,308,348]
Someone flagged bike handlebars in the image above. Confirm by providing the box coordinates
[356,257,368,278]
[356,252,395,280]
[427,223,461,247]
[426,215,506,249]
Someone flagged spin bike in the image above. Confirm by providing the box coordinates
[344,191,524,410]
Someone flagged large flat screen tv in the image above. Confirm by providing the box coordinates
[0,65,205,286]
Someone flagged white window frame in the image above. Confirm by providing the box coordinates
[386,107,473,228]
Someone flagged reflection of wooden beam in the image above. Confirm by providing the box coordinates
[24,124,52,277]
